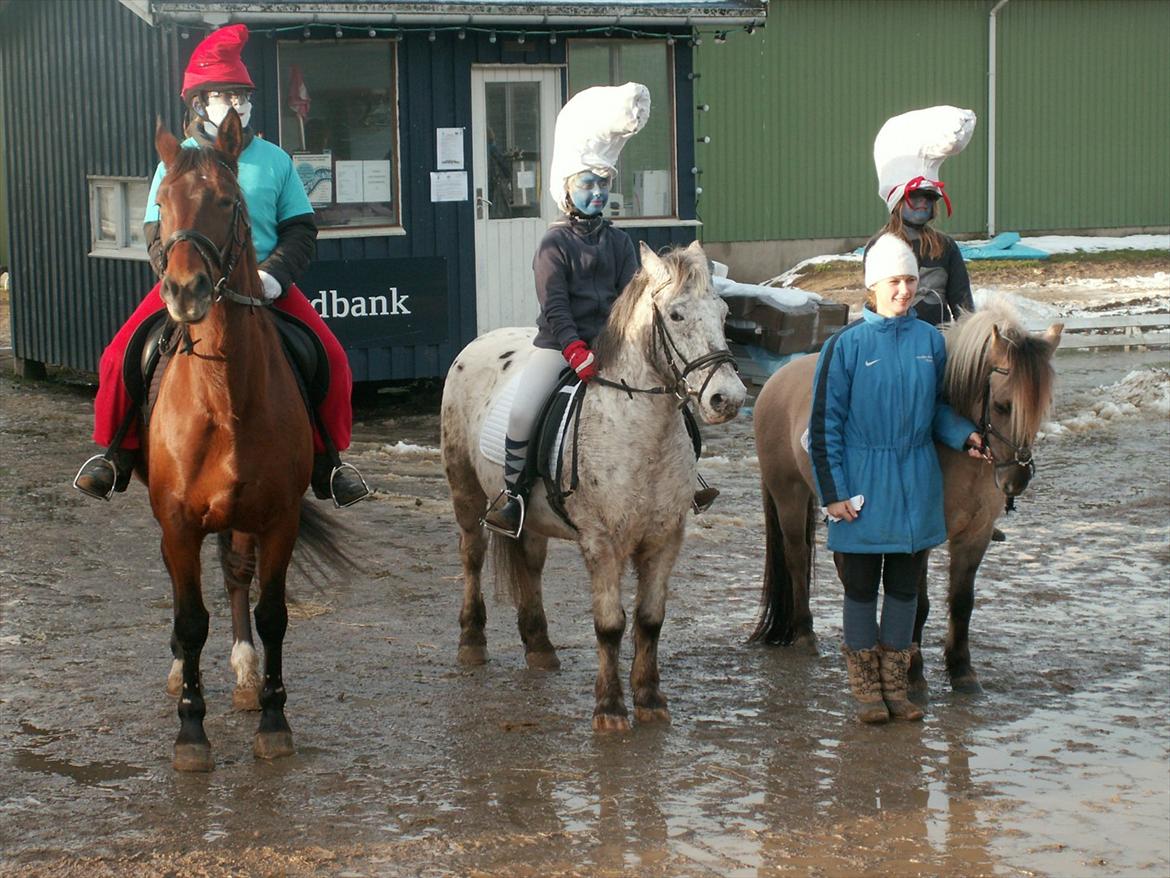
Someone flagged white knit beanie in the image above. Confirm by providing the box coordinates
[865,234,919,289]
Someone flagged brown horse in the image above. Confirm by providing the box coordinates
[750,303,1062,694]
[146,111,347,770]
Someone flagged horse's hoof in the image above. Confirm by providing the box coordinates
[634,706,671,724]
[173,742,213,772]
[592,713,631,733]
[458,644,489,666]
[907,678,930,705]
[791,632,818,655]
[233,687,261,712]
[525,650,560,671]
[254,730,295,760]
[951,673,984,695]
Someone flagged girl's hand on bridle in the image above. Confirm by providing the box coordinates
[826,500,858,522]
[965,432,992,461]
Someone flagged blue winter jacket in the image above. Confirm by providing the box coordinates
[809,306,977,554]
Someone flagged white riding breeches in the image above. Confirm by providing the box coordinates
[506,346,569,442]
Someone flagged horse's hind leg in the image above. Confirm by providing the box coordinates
[160,527,213,772]
[516,531,558,671]
[450,480,489,665]
[908,551,931,702]
[780,489,818,654]
[630,525,684,724]
[252,511,300,760]
[218,531,262,711]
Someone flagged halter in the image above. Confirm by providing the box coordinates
[979,365,1036,491]
[594,302,738,406]
[158,158,267,310]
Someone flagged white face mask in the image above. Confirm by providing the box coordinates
[202,93,252,132]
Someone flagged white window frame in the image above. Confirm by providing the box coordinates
[87,176,151,261]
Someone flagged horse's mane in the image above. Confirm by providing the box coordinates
[943,300,1056,444]
[593,245,711,369]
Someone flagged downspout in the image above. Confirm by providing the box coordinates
[987,0,1011,236]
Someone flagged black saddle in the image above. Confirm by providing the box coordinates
[121,307,330,421]
[519,371,703,530]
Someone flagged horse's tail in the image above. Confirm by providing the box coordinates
[290,500,362,588]
[488,532,528,607]
[748,482,815,644]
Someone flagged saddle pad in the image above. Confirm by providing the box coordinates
[479,372,523,466]
[478,374,584,481]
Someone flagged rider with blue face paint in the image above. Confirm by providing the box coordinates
[568,171,611,215]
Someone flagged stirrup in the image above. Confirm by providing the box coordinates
[481,488,525,539]
[329,462,371,508]
[692,472,718,514]
[73,454,118,501]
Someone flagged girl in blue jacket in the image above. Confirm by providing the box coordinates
[810,234,987,724]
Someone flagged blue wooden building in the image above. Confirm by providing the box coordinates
[0,0,765,380]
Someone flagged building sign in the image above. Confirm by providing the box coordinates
[300,257,448,348]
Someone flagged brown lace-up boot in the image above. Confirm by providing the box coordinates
[878,644,926,721]
[841,646,890,724]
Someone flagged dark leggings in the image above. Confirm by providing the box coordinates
[834,551,927,603]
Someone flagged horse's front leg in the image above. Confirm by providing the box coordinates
[908,550,931,702]
[630,524,684,724]
[218,531,262,710]
[252,511,300,760]
[583,539,629,732]
[946,536,991,694]
[160,527,213,772]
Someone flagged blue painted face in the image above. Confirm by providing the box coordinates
[900,191,938,226]
[568,172,611,215]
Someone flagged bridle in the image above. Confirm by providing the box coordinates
[979,365,1036,492]
[158,157,266,310]
[593,302,738,407]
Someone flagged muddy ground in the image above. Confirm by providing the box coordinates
[1,269,1168,877]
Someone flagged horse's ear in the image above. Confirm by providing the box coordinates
[639,241,670,283]
[1043,322,1064,348]
[155,116,181,167]
[685,239,705,259]
[215,108,245,160]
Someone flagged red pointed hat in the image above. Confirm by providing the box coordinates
[181,24,254,99]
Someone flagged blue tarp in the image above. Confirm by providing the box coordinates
[854,231,1050,261]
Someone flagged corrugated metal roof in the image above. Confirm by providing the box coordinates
[145,1,767,26]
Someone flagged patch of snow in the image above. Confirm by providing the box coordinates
[1043,368,1170,435]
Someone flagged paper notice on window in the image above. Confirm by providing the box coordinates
[335,161,364,203]
[436,127,464,170]
[293,152,333,206]
[430,171,468,202]
[362,161,393,203]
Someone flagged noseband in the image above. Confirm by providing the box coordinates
[158,158,266,309]
[979,365,1036,490]
[594,302,738,406]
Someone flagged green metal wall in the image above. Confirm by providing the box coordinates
[996,0,1170,231]
[694,0,1169,243]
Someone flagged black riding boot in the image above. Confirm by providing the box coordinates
[74,448,138,500]
[483,488,527,538]
[311,454,370,507]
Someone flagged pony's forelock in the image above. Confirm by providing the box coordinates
[944,300,1056,444]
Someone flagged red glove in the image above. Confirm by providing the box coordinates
[563,340,598,383]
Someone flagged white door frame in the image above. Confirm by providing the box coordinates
[470,65,563,335]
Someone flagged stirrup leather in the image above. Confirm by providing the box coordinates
[481,488,526,539]
[73,454,119,501]
[328,462,371,508]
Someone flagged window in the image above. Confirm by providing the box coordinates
[277,39,401,231]
[567,40,676,220]
[88,177,151,258]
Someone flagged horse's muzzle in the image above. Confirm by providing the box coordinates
[162,274,214,323]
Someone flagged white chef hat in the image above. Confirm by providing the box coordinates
[548,82,651,209]
[865,234,919,290]
[874,105,977,215]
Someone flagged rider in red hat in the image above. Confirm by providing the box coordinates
[75,24,369,507]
